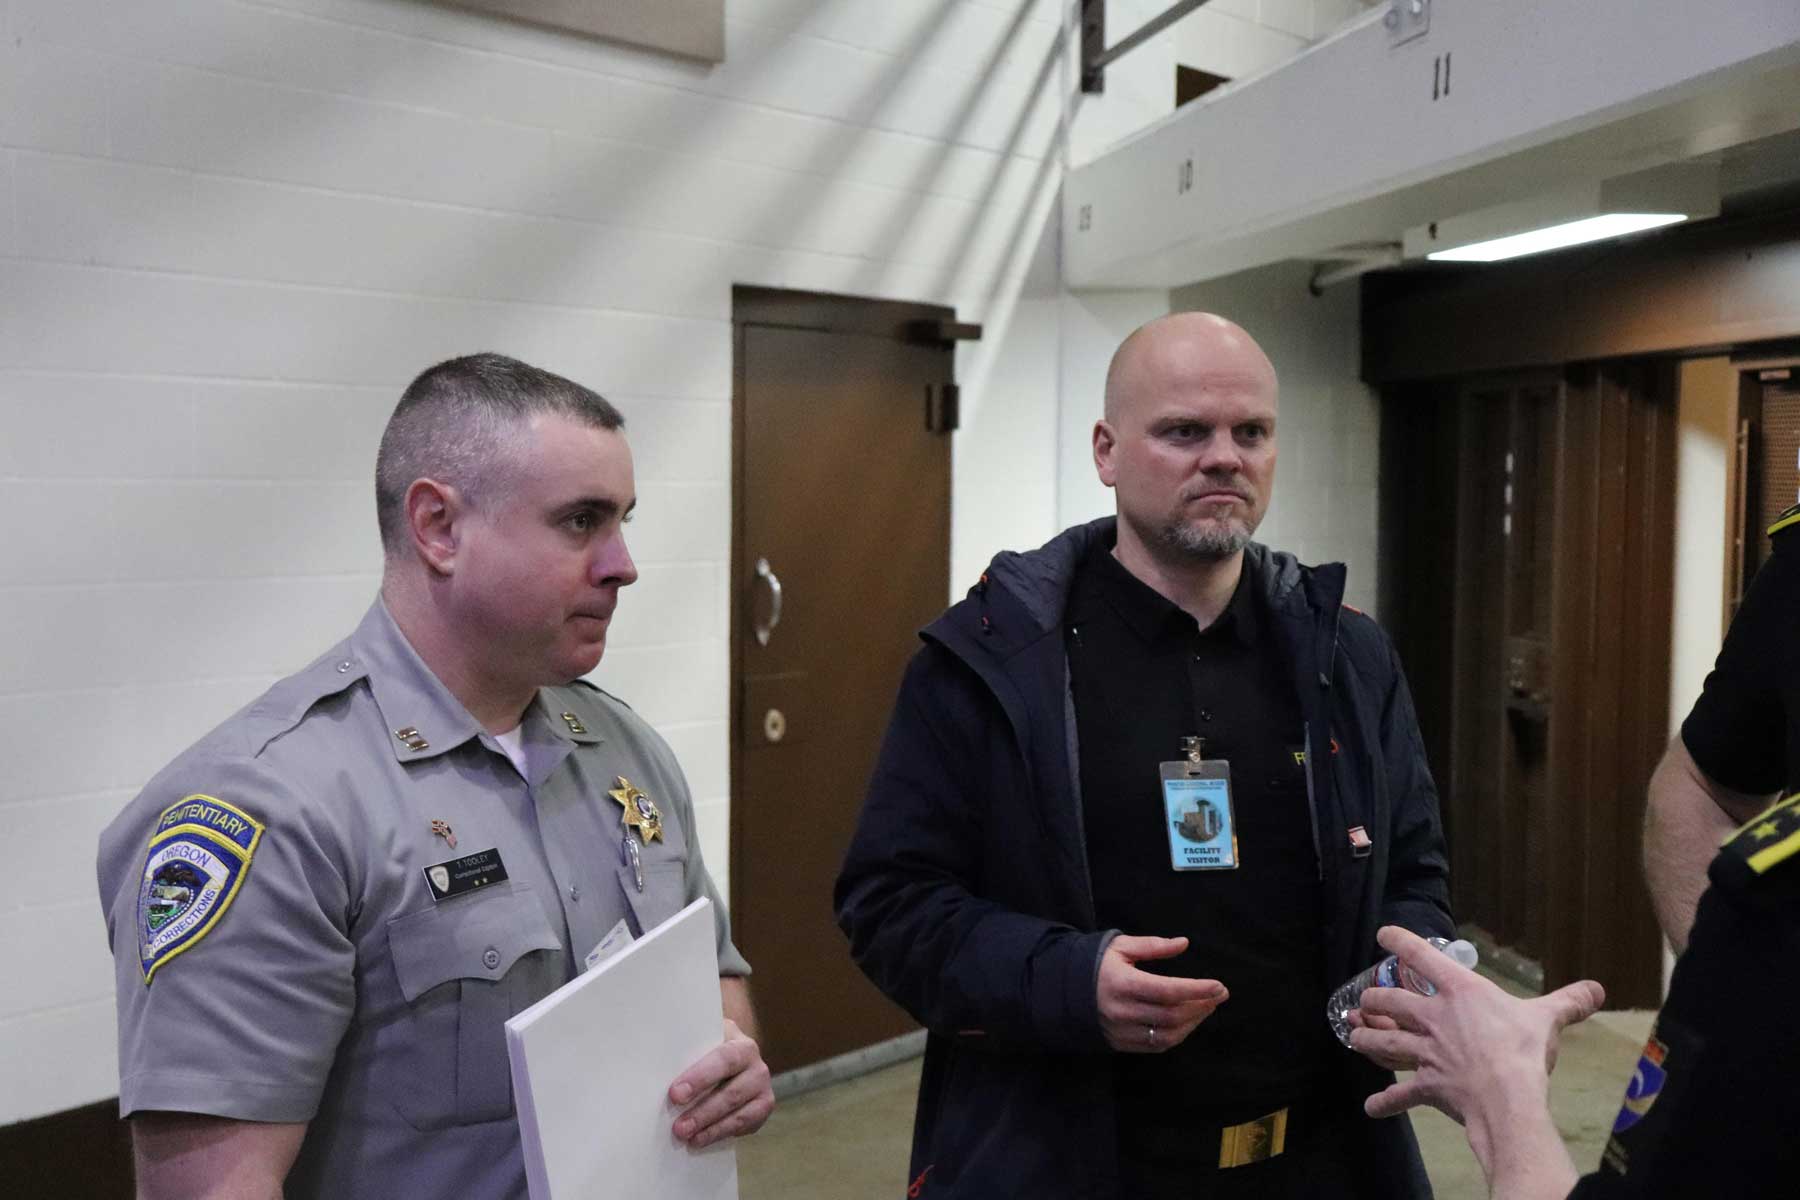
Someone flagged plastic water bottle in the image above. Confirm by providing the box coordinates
[1326,936,1479,1047]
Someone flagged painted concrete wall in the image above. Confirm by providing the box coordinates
[0,0,1074,1125]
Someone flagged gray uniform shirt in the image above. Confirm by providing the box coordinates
[97,600,749,1199]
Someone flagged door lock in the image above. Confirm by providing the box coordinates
[763,708,787,744]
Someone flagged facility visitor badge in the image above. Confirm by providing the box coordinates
[138,794,265,983]
[1161,738,1239,870]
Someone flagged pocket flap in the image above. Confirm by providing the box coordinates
[387,882,561,1002]
[618,862,688,938]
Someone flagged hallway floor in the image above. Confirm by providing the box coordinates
[737,1006,1656,1199]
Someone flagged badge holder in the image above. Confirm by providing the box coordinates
[1161,736,1239,871]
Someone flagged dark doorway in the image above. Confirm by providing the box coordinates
[1732,367,1800,613]
[729,287,961,1073]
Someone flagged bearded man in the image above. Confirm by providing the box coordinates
[835,312,1452,1199]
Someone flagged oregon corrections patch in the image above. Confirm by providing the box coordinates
[1612,1035,1668,1133]
[137,794,264,984]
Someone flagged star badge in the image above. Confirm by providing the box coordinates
[608,776,663,844]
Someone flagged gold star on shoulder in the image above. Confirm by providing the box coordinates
[608,776,664,844]
[1751,820,1783,841]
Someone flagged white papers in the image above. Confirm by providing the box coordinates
[506,897,739,1200]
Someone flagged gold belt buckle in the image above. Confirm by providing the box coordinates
[1218,1106,1289,1168]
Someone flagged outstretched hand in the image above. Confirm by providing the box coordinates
[1348,926,1605,1124]
[1096,934,1228,1054]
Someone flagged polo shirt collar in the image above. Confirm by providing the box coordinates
[1084,537,1260,648]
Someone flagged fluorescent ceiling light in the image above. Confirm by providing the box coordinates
[1402,162,1719,266]
[1427,213,1689,262]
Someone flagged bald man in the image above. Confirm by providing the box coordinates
[836,313,1452,1198]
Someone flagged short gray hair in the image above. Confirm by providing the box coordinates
[375,353,625,556]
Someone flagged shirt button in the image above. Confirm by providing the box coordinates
[482,947,501,971]
[1199,709,1213,722]
[336,660,353,673]
[568,885,581,902]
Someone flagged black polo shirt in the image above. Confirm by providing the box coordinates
[1066,538,1333,1156]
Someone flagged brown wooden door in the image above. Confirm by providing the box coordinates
[729,288,954,1074]
[1540,363,1674,1007]
[1385,363,1674,1008]
[1443,377,1559,960]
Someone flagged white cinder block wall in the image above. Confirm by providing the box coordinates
[0,0,1073,1125]
[1,0,1371,1126]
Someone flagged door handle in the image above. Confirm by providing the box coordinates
[754,557,783,647]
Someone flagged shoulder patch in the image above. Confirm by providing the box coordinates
[1718,791,1800,878]
[1768,501,1800,539]
[137,794,264,984]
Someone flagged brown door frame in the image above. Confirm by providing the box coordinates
[1725,348,1800,626]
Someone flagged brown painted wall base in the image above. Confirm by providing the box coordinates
[0,1099,132,1198]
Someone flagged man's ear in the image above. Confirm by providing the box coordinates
[403,478,462,576]
[1092,420,1119,489]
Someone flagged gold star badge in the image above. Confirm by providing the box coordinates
[608,776,663,844]
[1751,820,1782,841]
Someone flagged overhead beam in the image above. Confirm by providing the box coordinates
[1081,0,1212,94]
[1066,0,1800,288]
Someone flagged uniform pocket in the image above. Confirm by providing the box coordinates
[617,861,687,937]
[382,881,563,1130]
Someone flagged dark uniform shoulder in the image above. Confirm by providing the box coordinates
[1768,501,1800,544]
[1709,791,1800,902]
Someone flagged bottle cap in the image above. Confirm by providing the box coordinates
[1444,938,1479,969]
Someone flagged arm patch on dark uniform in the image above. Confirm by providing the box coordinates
[1713,792,1800,894]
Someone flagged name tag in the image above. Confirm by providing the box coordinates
[423,847,509,902]
[1161,758,1239,870]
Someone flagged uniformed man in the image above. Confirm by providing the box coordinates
[96,353,773,1198]
[1345,502,1800,1196]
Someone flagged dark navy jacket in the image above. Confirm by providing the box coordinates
[835,518,1452,1198]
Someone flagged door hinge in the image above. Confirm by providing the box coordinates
[926,383,960,435]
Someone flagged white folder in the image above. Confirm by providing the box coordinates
[505,897,740,1200]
